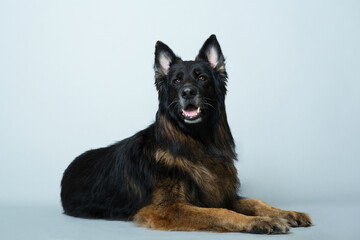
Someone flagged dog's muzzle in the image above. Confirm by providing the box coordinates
[179,86,202,124]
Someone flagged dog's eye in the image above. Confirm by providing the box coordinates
[173,79,181,84]
[198,76,206,81]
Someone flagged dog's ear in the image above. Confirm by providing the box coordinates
[196,34,225,73]
[154,41,180,78]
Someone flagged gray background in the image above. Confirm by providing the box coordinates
[1,0,359,239]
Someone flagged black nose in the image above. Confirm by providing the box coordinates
[181,86,198,99]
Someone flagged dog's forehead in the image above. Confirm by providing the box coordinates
[170,61,211,74]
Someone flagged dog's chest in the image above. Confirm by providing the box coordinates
[154,149,238,207]
[185,158,237,207]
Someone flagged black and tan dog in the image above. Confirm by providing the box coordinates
[61,35,311,234]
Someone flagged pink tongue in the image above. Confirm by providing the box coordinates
[183,109,198,117]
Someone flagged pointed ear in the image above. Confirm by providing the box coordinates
[195,34,226,73]
[154,41,180,78]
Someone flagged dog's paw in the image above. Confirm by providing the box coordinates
[278,211,312,227]
[248,217,290,234]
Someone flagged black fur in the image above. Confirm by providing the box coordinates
[61,34,238,219]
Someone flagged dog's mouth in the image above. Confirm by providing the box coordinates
[181,104,202,124]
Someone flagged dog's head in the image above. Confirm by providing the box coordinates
[154,35,228,131]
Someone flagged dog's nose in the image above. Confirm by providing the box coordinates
[181,86,198,99]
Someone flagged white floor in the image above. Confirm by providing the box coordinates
[1,201,359,240]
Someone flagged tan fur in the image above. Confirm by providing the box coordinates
[216,65,226,73]
[154,147,240,208]
[155,149,220,200]
[150,178,186,206]
[133,203,290,233]
[232,199,312,227]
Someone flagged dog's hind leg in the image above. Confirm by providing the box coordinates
[133,203,290,234]
[231,199,312,227]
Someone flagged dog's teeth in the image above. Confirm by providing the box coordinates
[182,107,201,119]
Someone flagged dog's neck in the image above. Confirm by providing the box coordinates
[155,111,236,161]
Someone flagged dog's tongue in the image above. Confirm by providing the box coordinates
[183,109,198,117]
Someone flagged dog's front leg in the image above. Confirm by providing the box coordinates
[133,203,289,234]
[231,198,312,227]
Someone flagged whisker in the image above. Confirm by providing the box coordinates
[167,99,179,110]
[204,102,216,110]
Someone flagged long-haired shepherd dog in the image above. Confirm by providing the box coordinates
[61,35,312,234]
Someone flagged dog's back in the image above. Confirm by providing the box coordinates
[61,127,155,219]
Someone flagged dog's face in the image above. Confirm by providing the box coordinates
[154,35,228,131]
[167,61,216,124]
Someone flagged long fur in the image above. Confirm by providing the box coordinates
[61,35,311,233]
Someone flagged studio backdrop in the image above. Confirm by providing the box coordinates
[0,0,359,207]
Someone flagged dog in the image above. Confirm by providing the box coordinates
[61,35,312,234]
